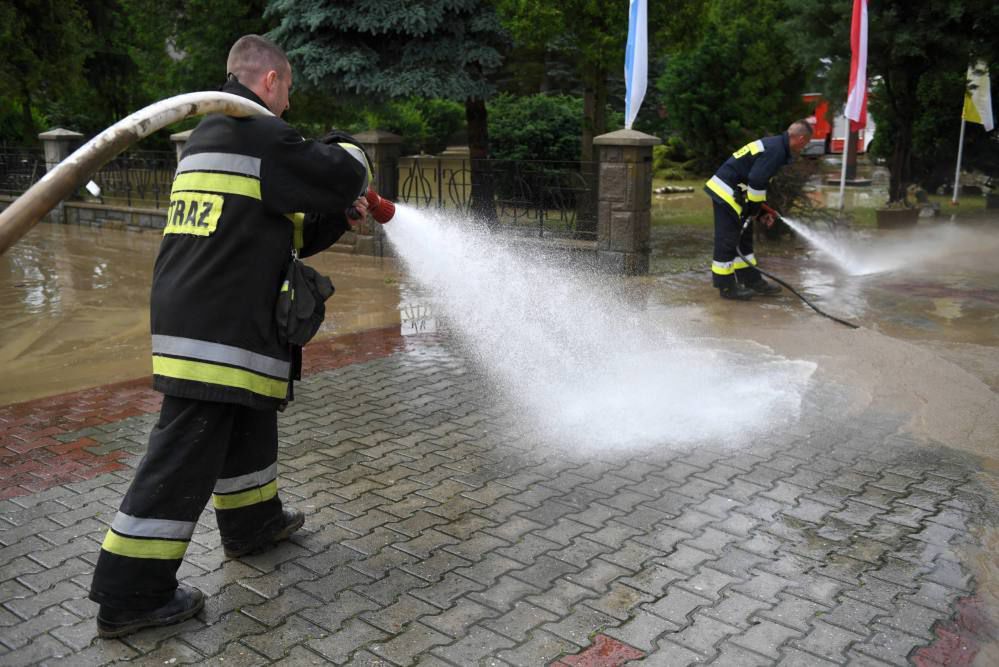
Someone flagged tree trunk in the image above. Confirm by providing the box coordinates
[21,83,36,141]
[582,85,596,163]
[465,97,497,225]
[888,120,912,204]
[580,66,609,163]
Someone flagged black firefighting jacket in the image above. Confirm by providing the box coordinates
[705,132,792,216]
[150,80,367,409]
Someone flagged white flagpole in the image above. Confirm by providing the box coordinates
[951,118,967,205]
[838,114,851,211]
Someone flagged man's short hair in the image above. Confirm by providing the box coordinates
[226,35,289,84]
[788,120,814,139]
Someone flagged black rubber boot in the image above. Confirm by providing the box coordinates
[746,278,782,295]
[719,285,754,301]
[97,584,204,638]
[223,508,304,558]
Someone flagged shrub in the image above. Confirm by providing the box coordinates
[487,93,583,162]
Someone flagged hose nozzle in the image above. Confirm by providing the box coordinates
[365,188,395,224]
[347,188,395,224]
[759,203,781,229]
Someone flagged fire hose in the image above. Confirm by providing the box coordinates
[0,92,274,256]
[738,204,859,329]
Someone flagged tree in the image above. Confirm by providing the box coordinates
[0,1,93,141]
[656,0,808,173]
[267,0,507,221]
[786,0,999,203]
[495,1,702,162]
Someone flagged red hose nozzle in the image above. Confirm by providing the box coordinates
[365,188,395,224]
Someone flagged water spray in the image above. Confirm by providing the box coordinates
[740,205,859,329]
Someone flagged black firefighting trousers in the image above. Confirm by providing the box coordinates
[711,200,762,289]
[90,395,284,610]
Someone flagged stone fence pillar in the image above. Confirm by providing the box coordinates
[593,129,660,275]
[170,130,193,162]
[38,128,84,223]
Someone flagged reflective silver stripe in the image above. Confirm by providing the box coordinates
[110,512,196,540]
[152,335,290,378]
[747,187,766,198]
[214,462,278,494]
[337,143,372,188]
[713,260,734,269]
[752,140,765,154]
[177,152,261,177]
[708,175,734,195]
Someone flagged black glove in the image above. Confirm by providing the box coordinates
[745,200,762,218]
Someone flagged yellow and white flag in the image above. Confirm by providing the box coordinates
[963,62,994,131]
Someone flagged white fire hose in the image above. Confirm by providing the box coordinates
[0,92,273,255]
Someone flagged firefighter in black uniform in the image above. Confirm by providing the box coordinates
[89,35,373,637]
[705,120,813,300]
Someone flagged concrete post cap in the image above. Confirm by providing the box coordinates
[593,128,661,147]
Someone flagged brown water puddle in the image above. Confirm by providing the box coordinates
[0,223,406,406]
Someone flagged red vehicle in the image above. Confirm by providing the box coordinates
[802,93,873,155]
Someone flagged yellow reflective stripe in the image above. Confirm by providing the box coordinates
[286,212,305,250]
[102,530,189,560]
[213,480,278,510]
[732,140,765,159]
[153,356,287,399]
[747,190,767,202]
[712,261,735,276]
[706,178,742,215]
[172,172,261,200]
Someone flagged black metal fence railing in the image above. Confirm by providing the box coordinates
[398,157,597,239]
[2,150,598,236]
[0,147,45,198]
[0,147,177,209]
[90,151,176,208]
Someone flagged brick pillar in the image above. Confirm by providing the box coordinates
[354,130,402,254]
[170,130,193,162]
[593,129,660,275]
[38,128,84,223]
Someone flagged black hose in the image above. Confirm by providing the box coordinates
[737,217,860,330]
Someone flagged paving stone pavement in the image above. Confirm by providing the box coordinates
[1,335,998,666]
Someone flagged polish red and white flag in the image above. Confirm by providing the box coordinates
[845,0,868,130]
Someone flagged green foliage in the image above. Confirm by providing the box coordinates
[786,0,999,202]
[653,137,698,179]
[487,94,583,162]
[656,1,808,173]
[360,99,465,156]
[267,0,506,102]
[0,0,94,140]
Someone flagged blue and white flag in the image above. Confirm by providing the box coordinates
[624,0,648,129]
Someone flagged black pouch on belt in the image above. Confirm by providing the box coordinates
[275,253,335,347]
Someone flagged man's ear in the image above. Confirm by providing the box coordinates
[264,70,278,90]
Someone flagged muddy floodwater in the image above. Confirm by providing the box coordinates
[2,213,998,453]
[0,223,403,405]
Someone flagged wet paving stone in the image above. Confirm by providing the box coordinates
[1,338,998,664]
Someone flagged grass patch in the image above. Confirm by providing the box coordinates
[652,177,712,227]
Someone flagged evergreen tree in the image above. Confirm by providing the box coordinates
[266,0,507,221]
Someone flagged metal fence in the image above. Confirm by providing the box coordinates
[2,148,597,236]
[0,147,45,198]
[0,146,176,208]
[90,150,176,208]
[398,157,597,239]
